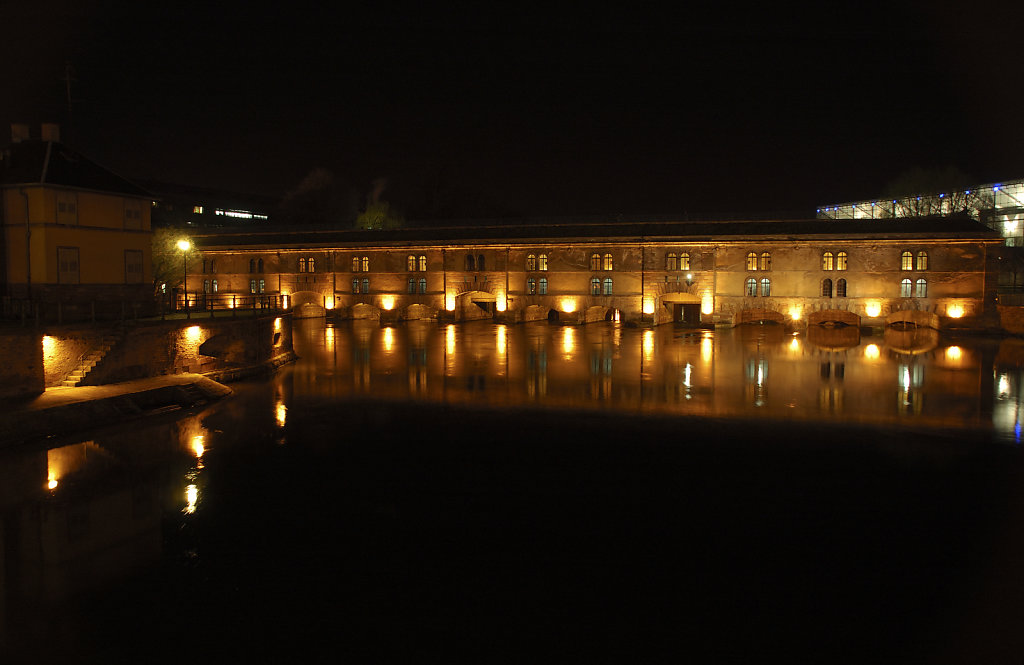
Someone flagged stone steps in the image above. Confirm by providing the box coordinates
[61,329,126,387]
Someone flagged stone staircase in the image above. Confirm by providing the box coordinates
[61,327,126,387]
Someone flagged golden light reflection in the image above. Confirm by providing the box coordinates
[325,326,335,350]
[561,298,576,313]
[282,294,290,308]
[275,401,287,428]
[947,304,965,318]
[184,484,198,514]
[701,331,713,363]
[865,302,882,318]
[497,325,507,355]
[643,329,654,362]
[945,345,962,361]
[864,344,880,360]
[191,434,205,460]
[446,325,456,355]
[562,327,576,355]
[381,295,396,311]
[999,374,1011,398]
[383,327,395,352]
[789,336,801,352]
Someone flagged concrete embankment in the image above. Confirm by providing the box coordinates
[0,373,234,450]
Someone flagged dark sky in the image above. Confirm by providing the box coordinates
[3,2,1022,220]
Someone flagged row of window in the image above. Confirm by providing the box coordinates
[743,251,929,271]
[743,277,930,298]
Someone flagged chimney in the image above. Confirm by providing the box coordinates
[11,123,29,143]
[40,123,60,142]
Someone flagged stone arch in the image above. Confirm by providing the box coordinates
[547,309,560,324]
[886,309,939,330]
[524,304,549,322]
[404,303,436,321]
[456,290,495,321]
[808,309,861,328]
[350,302,379,320]
[585,305,610,323]
[736,308,785,325]
[290,290,327,319]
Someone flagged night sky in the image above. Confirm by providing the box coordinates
[3,3,1022,220]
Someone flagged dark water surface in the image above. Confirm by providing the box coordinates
[5,320,1024,663]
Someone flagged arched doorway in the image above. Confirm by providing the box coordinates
[290,290,327,319]
[660,293,703,326]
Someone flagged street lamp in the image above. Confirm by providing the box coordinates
[177,239,191,318]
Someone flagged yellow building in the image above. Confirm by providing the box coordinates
[1,124,154,321]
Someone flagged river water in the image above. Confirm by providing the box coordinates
[5,319,1024,663]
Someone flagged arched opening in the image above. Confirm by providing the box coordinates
[547,309,560,324]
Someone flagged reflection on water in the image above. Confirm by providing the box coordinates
[291,319,1021,438]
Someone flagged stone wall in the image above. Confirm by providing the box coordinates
[0,329,44,398]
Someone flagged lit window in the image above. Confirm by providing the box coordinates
[915,278,927,298]
[308,258,315,273]
[418,278,426,294]
[603,278,613,295]
[212,279,218,293]
[203,279,210,294]
[901,278,913,297]
[352,279,360,294]
[746,252,758,271]
[836,252,848,271]
[193,205,203,214]
[916,251,928,271]
[408,255,417,271]
[591,254,601,271]
[418,255,427,271]
[539,277,548,295]
[352,256,360,272]
[298,258,306,273]
[901,251,914,270]
[680,252,690,270]
[361,256,369,272]
[745,277,758,296]
[760,278,770,297]
[408,278,416,293]
[836,278,847,298]
[361,278,369,294]
[591,278,601,295]
[603,254,614,271]
[526,254,537,271]
[760,253,771,271]
[538,254,548,271]
[666,253,678,271]
[250,279,257,294]
[822,252,834,271]
[528,278,537,295]
[822,278,833,298]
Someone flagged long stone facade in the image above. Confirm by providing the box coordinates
[188,217,1003,330]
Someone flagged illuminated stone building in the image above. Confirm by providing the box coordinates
[190,215,1001,329]
[0,123,154,321]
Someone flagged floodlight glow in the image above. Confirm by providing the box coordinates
[865,302,881,318]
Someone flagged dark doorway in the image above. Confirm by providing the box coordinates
[547,309,560,324]
[676,304,701,325]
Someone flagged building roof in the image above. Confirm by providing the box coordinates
[0,140,153,198]
[191,214,1002,250]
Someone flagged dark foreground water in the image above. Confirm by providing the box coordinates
[5,320,1024,663]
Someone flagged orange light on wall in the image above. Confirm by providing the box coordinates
[865,302,882,318]
[947,303,965,318]
[946,345,963,361]
[274,317,282,331]
[560,298,576,313]
[381,295,395,311]
[496,294,507,312]
[642,298,655,315]
[701,294,714,315]
[325,296,335,310]
[445,293,456,311]
[789,307,802,321]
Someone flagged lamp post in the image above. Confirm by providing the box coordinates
[177,239,191,318]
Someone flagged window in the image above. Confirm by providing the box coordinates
[249,258,256,273]
[298,258,307,273]
[745,277,758,296]
[822,278,833,298]
[822,252,834,271]
[258,279,264,294]
[603,254,614,271]
[901,251,914,270]
[352,278,360,294]
[361,256,369,272]
[250,279,257,294]
[308,258,315,273]
[666,253,678,271]
[603,278,613,295]
[57,247,79,284]
[746,252,758,271]
[202,259,208,274]
[915,278,927,298]
[352,256,361,272]
[680,252,690,270]
[408,255,417,271]
[418,278,426,294]
[591,278,601,295]
[916,251,928,271]
[465,255,475,271]
[124,249,143,284]
[901,278,913,297]
[124,200,142,229]
[526,254,537,271]
[57,191,78,224]
[760,253,771,271]
[478,255,485,271]
[760,278,771,297]
[528,278,537,295]
[591,254,601,271]
[203,280,210,294]
[210,259,216,273]
[361,278,369,294]
[418,255,427,271]
[538,254,548,271]
[836,252,848,271]
[836,278,847,298]
[408,278,416,294]
[539,277,548,295]
[212,279,219,293]
[258,258,264,273]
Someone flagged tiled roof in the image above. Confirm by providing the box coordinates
[0,140,153,198]
[191,214,1001,250]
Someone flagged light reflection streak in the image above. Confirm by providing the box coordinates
[562,327,576,356]
[383,327,395,353]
